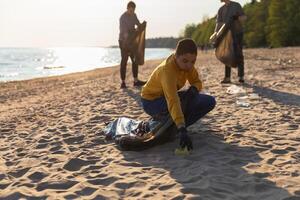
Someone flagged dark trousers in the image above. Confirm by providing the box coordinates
[119,40,138,81]
[225,32,244,78]
[141,92,216,127]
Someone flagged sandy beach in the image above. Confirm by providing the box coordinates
[0,47,299,199]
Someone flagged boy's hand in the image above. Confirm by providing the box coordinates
[188,86,199,97]
[178,127,193,151]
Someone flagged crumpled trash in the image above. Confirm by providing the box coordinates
[236,100,250,107]
[237,96,248,100]
[226,85,246,95]
[249,93,260,100]
[103,117,160,140]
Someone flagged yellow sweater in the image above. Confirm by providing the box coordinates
[141,54,202,127]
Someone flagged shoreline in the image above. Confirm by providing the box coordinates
[0,47,174,84]
[0,58,166,85]
[1,46,298,85]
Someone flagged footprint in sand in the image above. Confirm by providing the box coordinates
[17,131,29,139]
[288,123,299,130]
[67,145,79,152]
[63,135,85,145]
[28,171,48,182]
[64,194,79,199]
[114,181,142,190]
[75,187,97,196]
[8,167,30,178]
[2,192,47,200]
[270,149,288,155]
[0,183,10,190]
[158,183,177,191]
[36,180,78,192]
[89,115,103,123]
[49,146,65,154]
[58,125,69,132]
[46,127,57,133]
[87,176,118,186]
[63,158,96,171]
[36,138,51,149]
[291,152,300,162]
[267,157,276,164]
[0,128,13,135]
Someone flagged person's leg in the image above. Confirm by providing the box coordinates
[182,93,216,127]
[221,66,231,83]
[233,33,245,83]
[238,63,244,83]
[119,40,129,88]
[129,54,138,80]
[141,97,169,121]
[129,48,146,87]
[130,54,146,86]
[141,97,177,142]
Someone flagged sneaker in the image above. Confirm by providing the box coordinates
[238,77,245,83]
[120,82,127,89]
[221,78,231,84]
[133,80,146,87]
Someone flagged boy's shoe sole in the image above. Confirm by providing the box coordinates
[133,80,146,87]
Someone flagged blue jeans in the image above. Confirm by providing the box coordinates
[141,92,216,127]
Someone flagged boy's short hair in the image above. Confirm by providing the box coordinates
[175,39,198,56]
[127,1,136,9]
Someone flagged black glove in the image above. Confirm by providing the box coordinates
[187,86,199,97]
[232,15,239,21]
[178,127,193,151]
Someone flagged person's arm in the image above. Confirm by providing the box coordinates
[120,16,129,42]
[134,13,141,26]
[161,69,185,128]
[214,8,222,32]
[187,67,203,91]
[236,3,247,22]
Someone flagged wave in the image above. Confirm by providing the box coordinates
[0,72,19,78]
[43,66,65,69]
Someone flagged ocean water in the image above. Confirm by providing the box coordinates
[0,47,173,82]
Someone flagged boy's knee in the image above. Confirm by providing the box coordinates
[208,96,216,110]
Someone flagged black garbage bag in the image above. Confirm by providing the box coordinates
[103,116,176,151]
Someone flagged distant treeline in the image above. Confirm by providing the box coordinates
[145,37,180,48]
[183,0,300,48]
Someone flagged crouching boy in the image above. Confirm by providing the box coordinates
[141,39,216,150]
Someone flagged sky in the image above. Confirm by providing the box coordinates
[0,0,250,47]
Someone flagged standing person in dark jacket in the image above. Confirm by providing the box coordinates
[215,0,247,84]
[119,1,146,89]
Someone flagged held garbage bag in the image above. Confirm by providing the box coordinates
[127,21,146,65]
[210,22,237,68]
[215,29,237,68]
